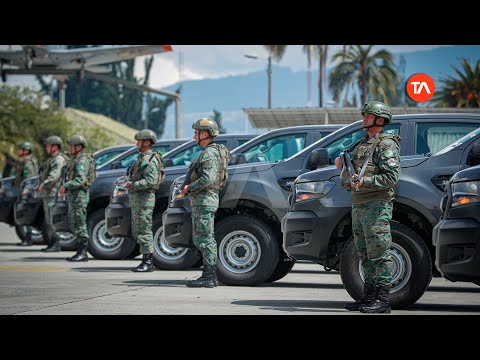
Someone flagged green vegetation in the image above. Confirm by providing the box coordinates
[0,85,137,176]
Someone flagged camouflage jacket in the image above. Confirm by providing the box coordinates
[340,132,401,204]
[14,154,39,187]
[187,143,223,209]
[40,152,68,197]
[128,149,164,208]
[64,152,95,192]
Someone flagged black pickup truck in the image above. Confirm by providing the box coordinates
[282,114,480,308]
[0,143,134,246]
[106,125,343,267]
[165,113,480,290]
[433,161,480,286]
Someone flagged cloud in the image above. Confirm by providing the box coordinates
[137,45,455,89]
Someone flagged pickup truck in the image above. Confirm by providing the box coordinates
[433,160,480,286]
[0,143,133,246]
[282,114,480,309]
[165,113,480,289]
[106,125,343,268]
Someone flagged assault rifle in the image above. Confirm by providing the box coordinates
[339,150,360,192]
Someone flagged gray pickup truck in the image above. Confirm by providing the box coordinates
[106,125,343,268]
[165,113,480,290]
[282,114,480,309]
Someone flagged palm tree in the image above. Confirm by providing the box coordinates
[316,45,329,107]
[263,45,288,62]
[431,58,480,108]
[328,45,398,106]
[302,45,315,106]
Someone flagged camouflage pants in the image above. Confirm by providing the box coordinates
[192,207,217,266]
[352,199,394,287]
[43,196,55,228]
[66,190,89,242]
[131,206,154,254]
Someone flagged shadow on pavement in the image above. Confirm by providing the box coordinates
[426,285,480,293]
[0,249,44,253]
[289,269,340,275]
[261,282,345,290]
[407,303,480,312]
[72,267,141,272]
[122,279,187,287]
[231,299,347,313]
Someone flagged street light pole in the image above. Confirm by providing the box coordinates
[244,54,272,109]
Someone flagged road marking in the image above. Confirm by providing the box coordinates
[0,267,68,271]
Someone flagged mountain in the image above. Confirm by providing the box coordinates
[161,45,480,138]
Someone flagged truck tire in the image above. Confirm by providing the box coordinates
[215,215,279,286]
[265,259,296,283]
[14,223,45,245]
[340,221,432,309]
[58,232,77,251]
[152,212,200,270]
[87,208,136,260]
[127,245,141,259]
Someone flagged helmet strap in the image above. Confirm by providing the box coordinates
[364,116,386,129]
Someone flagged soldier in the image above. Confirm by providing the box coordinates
[59,135,95,262]
[178,118,230,288]
[124,129,164,272]
[38,136,68,252]
[15,142,39,246]
[335,101,401,314]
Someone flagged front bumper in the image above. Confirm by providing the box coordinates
[14,197,42,226]
[51,198,70,233]
[163,206,193,248]
[0,196,16,224]
[433,218,480,284]
[105,199,132,237]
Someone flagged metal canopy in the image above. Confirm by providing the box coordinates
[244,107,480,128]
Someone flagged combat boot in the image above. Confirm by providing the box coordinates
[17,231,33,247]
[42,230,61,252]
[67,239,89,262]
[344,282,376,311]
[186,264,218,288]
[132,253,154,272]
[360,285,391,313]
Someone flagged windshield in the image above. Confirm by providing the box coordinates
[435,126,480,156]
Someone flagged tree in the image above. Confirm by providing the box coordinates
[146,86,181,139]
[262,45,288,62]
[212,109,227,134]
[431,58,480,108]
[302,45,315,106]
[328,45,398,106]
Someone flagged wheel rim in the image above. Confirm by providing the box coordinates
[358,241,412,294]
[154,225,188,260]
[92,219,124,252]
[58,232,75,243]
[219,230,262,274]
[28,226,43,241]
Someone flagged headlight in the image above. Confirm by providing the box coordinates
[295,181,335,203]
[113,186,126,198]
[451,181,480,207]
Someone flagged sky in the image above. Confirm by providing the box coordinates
[2,45,480,138]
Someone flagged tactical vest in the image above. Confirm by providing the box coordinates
[41,152,69,185]
[188,142,230,192]
[351,132,401,202]
[66,153,96,189]
[130,151,164,190]
[14,155,39,187]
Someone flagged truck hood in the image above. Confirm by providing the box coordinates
[295,165,339,184]
[451,165,480,183]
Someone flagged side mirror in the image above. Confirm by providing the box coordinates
[307,148,330,170]
[110,161,122,170]
[229,153,246,165]
[164,158,174,168]
[467,141,480,166]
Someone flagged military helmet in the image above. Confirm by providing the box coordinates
[135,129,157,144]
[45,135,63,149]
[361,101,392,124]
[192,118,219,137]
[18,142,33,151]
[67,135,87,148]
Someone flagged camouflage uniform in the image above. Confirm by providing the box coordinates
[63,153,94,243]
[14,154,39,188]
[341,132,401,287]
[40,152,68,247]
[129,149,164,254]
[187,143,224,266]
